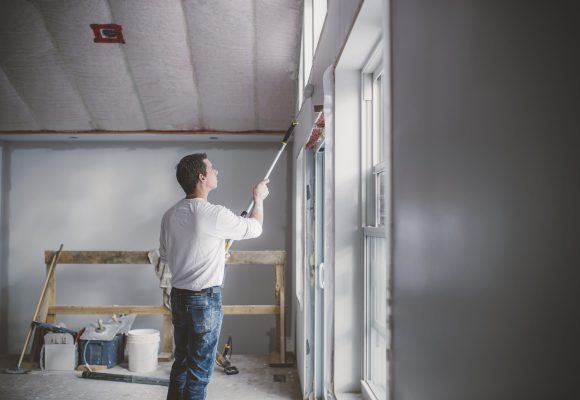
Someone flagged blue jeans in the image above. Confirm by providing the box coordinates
[166,287,223,400]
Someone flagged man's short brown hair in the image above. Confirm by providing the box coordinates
[176,153,207,194]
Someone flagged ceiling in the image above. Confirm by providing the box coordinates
[0,0,301,139]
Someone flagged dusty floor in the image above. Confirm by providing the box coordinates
[0,354,301,400]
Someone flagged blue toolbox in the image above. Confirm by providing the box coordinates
[78,314,136,368]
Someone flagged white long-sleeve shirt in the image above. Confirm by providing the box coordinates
[159,198,262,291]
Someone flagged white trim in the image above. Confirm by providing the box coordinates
[333,0,387,393]
[383,1,393,398]
[362,42,383,75]
[334,68,364,394]
[361,380,378,400]
[295,147,305,310]
[361,79,372,227]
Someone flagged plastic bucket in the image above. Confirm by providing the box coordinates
[127,329,160,373]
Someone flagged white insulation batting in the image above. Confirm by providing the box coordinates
[183,0,256,131]
[0,0,301,133]
[256,0,301,130]
[0,0,93,131]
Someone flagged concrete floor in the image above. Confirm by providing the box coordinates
[0,354,301,400]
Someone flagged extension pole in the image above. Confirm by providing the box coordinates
[12,244,63,373]
[225,121,298,253]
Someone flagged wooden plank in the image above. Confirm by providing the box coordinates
[223,305,280,314]
[45,251,150,264]
[45,250,286,265]
[49,304,281,315]
[227,251,286,265]
[49,305,171,315]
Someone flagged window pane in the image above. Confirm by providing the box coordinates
[304,0,313,84]
[313,0,327,53]
[367,235,387,399]
[375,74,384,164]
[298,32,304,107]
[375,168,386,226]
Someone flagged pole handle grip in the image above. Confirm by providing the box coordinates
[282,121,298,144]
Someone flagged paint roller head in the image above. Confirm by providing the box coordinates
[282,121,298,144]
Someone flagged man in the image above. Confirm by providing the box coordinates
[160,153,269,400]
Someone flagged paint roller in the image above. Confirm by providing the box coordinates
[225,121,298,253]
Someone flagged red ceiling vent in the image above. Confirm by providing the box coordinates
[90,24,125,44]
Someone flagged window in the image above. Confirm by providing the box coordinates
[363,53,386,227]
[298,0,328,107]
[364,227,387,399]
[372,72,386,226]
[362,44,389,400]
[312,0,327,55]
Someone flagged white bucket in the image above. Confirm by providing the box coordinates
[127,329,160,373]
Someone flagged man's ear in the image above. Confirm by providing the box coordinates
[199,173,205,182]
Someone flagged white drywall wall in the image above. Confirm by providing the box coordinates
[0,141,291,355]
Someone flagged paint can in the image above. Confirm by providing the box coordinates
[127,329,160,373]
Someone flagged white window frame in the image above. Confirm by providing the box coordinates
[295,147,306,309]
[362,42,390,400]
[361,45,384,228]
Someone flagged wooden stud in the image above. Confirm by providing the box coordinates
[223,305,280,315]
[45,262,56,324]
[163,313,173,353]
[276,264,286,363]
[49,305,170,315]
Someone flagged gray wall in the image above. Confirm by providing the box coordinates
[391,1,580,399]
[0,141,7,352]
[0,141,291,355]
